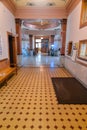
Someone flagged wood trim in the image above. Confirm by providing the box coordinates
[0,58,9,70]
[78,39,87,61]
[67,41,73,56]
[15,7,67,19]
[65,0,72,8]
[7,32,12,65]
[80,22,87,28]
[7,31,17,37]
[80,0,84,28]
[15,20,22,54]
[77,56,87,61]
[76,59,87,67]
[0,0,16,15]
[0,58,8,62]
[80,0,87,28]
[66,0,80,15]
[7,32,17,67]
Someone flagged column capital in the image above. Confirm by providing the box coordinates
[29,35,33,37]
[15,19,22,25]
[61,19,67,24]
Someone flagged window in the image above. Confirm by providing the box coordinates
[80,0,87,28]
[78,40,87,60]
[36,39,41,43]
[36,43,41,48]
[35,39,41,49]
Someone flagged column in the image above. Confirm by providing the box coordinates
[29,35,33,49]
[49,35,54,49]
[61,19,67,55]
[50,35,54,44]
[15,19,22,55]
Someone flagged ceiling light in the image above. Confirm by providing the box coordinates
[26,2,35,6]
[47,2,55,6]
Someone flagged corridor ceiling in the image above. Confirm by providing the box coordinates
[13,0,70,8]
[13,0,68,33]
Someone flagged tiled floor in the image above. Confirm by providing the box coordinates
[0,67,87,130]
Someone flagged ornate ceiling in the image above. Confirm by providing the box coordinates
[13,0,70,8]
[22,19,61,30]
[1,0,79,19]
[12,0,75,30]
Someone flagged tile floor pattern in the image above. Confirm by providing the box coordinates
[0,67,87,130]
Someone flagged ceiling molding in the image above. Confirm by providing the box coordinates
[65,0,72,8]
[15,7,67,19]
[66,0,80,15]
[0,0,16,15]
[0,0,80,19]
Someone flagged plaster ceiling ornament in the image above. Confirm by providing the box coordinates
[22,19,61,30]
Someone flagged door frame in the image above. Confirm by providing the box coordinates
[7,32,17,67]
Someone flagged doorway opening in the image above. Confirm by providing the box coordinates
[7,33,17,67]
[17,19,64,67]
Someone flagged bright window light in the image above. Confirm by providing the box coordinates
[36,39,41,42]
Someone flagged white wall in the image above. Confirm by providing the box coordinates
[66,1,87,45]
[65,1,87,87]
[0,2,16,60]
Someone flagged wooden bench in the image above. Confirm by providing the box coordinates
[0,67,17,86]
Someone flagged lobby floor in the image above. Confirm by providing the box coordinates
[0,55,87,130]
[0,67,87,130]
[17,53,63,67]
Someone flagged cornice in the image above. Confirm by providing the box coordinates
[0,0,80,18]
[65,0,72,9]
[0,0,16,15]
[66,0,80,15]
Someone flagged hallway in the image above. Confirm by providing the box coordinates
[17,53,62,67]
[0,67,87,130]
[0,0,87,129]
